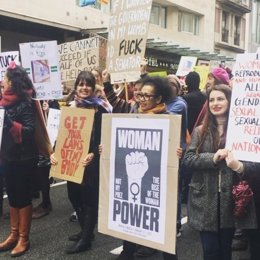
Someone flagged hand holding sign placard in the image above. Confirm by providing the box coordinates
[50,107,95,184]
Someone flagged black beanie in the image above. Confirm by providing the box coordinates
[185,71,200,91]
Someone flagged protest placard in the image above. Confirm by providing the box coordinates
[107,1,152,83]
[193,65,210,90]
[46,108,61,148]
[50,107,95,184]
[19,41,63,100]
[99,114,181,254]
[58,36,107,84]
[176,56,197,77]
[226,52,260,162]
[0,51,19,81]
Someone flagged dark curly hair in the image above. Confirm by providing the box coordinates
[140,76,170,103]
[6,65,36,100]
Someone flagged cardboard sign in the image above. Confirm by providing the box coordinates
[46,108,61,148]
[58,36,107,83]
[99,114,181,254]
[19,41,63,100]
[0,51,20,81]
[107,1,152,83]
[50,107,95,184]
[226,52,260,162]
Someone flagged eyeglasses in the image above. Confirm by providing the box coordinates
[134,92,157,101]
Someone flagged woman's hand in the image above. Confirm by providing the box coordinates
[176,147,183,160]
[213,148,228,164]
[225,151,244,173]
[102,69,110,83]
[98,144,103,155]
[42,100,49,111]
[82,153,94,167]
[50,153,58,165]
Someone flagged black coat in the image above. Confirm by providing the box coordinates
[183,90,206,134]
[1,100,38,162]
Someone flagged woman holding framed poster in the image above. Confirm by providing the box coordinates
[116,76,179,260]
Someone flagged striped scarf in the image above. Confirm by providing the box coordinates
[74,95,112,113]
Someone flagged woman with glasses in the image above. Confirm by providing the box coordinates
[116,76,178,260]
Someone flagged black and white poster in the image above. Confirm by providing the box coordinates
[108,117,169,243]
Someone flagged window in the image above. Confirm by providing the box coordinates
[150,4,167,28]
[178,11,199,35]
[234,16,241,46]
[222,11,229,42]
[252,0,260,43]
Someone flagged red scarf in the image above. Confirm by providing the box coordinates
[0,90,20,107]
[0,90,22,144]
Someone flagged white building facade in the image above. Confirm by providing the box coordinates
[0,0,254,72]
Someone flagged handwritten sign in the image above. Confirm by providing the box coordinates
[19,41,63,100]
[46,108,61,148]
[0,51,20,81]
[107,0,152,83]
[226,52,260,162]
[58,36,107,83]
[50,107,95,184]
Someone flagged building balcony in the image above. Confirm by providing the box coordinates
[218,0,252,13]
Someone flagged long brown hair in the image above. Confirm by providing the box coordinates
[197,84,232,153]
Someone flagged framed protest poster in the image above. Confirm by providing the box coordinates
[226,52,260,162]
[50,107,95,184]
[19,41,63,100]
[99,114,181,254]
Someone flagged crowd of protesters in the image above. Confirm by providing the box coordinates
[0,59,259,260]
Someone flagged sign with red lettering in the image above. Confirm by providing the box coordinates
[99,114,181,254]
[107,0,152,83]
[50,107,95,183]
[226,52,260,162]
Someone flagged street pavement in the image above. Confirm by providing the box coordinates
[0,182,250,260]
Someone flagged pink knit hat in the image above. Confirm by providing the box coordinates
[211,67,230,85]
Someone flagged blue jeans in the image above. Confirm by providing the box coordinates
[200,228,234,260]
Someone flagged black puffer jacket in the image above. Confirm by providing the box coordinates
[1,100,38,162]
